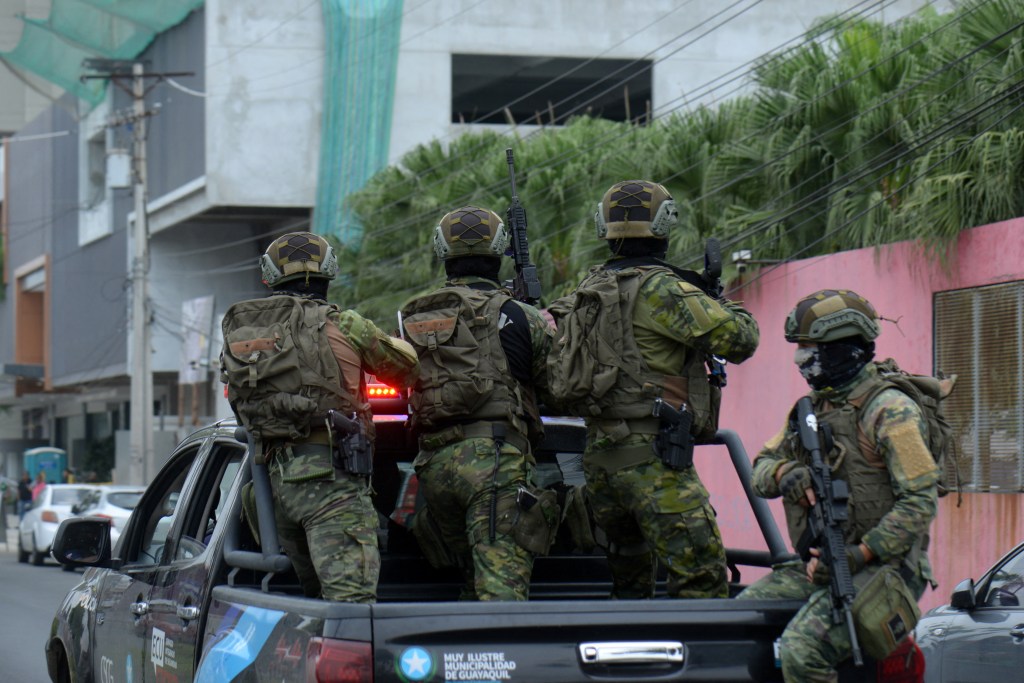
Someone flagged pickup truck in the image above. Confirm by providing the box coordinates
[45,411,924,683]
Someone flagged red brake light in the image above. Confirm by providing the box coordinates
[876,636,925,683]
[367,384,399,398]
[306,637,373,683]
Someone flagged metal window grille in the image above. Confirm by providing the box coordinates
[934,281,1024,493]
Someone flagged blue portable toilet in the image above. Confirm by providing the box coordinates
[24,447,68,483]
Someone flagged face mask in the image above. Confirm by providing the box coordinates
[794,347,828,389]
[794,341,872,390]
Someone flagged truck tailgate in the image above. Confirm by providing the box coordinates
[372,599,803,682]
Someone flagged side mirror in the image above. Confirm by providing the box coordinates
[950,578,976,610]
[52,517,112,568]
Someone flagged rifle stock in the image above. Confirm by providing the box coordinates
[795,396,863,667]
[505,148,542,305]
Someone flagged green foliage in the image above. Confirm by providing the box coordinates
[334,0,1024,326]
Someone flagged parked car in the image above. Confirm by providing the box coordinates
[71,485,145,547]
[18,484,100,565]
[915,539,1024,682]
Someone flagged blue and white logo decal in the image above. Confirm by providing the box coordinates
[399,647,433,681]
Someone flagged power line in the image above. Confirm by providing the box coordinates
[359,0,921,241]
[350,1,1015,301]
[738,88,1024,292]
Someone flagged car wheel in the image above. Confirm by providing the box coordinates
[31,535,45,566]
[18,535,29,563]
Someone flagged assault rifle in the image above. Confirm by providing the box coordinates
[504,148,542,305]
[794,397,864,667]
[703,238,728,388]
[327,410,373,476]
[651,398,695,470]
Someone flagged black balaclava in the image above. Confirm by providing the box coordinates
[794,338,875,391]
[608,237,669,259]
[274,277,330,300]
[445,255,501,283]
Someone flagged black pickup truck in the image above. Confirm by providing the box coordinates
[45,411,924,683]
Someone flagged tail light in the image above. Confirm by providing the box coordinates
[367,384,399,399]
[306,637,372,683]
[41,510,59,523]
[876,636,925,683]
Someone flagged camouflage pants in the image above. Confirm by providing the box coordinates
[268,444,380,603]
[414,437,535,601]
[737,560,928,682]
[583,436,727,600]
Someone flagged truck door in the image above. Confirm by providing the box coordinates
[145,442,245,683]
[91,442,206,683]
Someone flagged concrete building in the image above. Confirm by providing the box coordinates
[0,0,944,485]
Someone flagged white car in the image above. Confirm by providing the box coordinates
[18,484,101,565]
[71,485,145,548]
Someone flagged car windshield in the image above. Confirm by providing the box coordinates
[51,488,94,506]
[107,492,143,510]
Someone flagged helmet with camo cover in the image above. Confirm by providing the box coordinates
[259,231,339,287]
[432,206,510,260]
[784,289,881,343]
[594,179,678,240]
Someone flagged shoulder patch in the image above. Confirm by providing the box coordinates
[887,420,938,481]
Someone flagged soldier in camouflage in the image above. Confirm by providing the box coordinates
[739,289,939,682]
[229,232,419,603]
[562,180,759,599]
[401,206,556,601]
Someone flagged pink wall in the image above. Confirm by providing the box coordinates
[697,218,1024,610]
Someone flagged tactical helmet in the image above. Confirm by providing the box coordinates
[259,231,339,287]
[784,289,881,343]
[432,206,509,260]
[595,180,678,240]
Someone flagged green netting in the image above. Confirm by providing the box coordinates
[0,0,203,107]
[313,0,405,244]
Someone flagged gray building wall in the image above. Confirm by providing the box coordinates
[120,7,206,201]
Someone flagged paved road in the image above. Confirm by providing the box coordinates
[1,520,82,682]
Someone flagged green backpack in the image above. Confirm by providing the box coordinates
[221,296,351,452]
[401,287,524,434]
[859,359,960,498]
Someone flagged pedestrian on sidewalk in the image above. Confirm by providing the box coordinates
[18,473,33,520]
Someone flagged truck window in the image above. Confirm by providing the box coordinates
[175,444,244,561]
[123,445,202,565]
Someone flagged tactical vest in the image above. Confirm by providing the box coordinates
[401,286,537,442]
[552,265,717,440]
[221,296,361,450]
[782,372,927,562]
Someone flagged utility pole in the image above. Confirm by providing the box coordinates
[81,60,192,485]
[129,62,154,487]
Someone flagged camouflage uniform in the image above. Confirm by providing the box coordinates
[411,276,555,601]
[739,363,939,682]
[583,265,759,599]
[266,307,419,603]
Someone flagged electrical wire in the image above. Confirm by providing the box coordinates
[351,0,963,273]
[357,0,930,241]
[737,89,1024,292]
